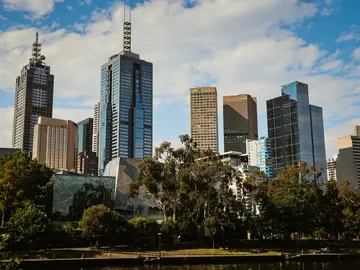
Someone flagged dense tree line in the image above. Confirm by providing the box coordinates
[1,136,360,269]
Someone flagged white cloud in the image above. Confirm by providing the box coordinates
[337,26,360,42]
[353,48,360,60]
[0,0,360,158]
[2,0,64,17]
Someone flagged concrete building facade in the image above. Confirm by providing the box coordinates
[77,151,98,175]
[92,102,100,156]
[326,154,338,181]
[190,87,218,152]
[266,81,326,181]
[223,94,258,153]
[33,116,78,172]
[12,33,54,156]
[337,127,360,192]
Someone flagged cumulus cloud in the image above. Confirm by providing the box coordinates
[0,0,360,157]
[2,0,64,17]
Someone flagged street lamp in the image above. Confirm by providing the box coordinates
[158,233,162,258]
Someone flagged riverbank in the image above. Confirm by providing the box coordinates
[10,252,360,269]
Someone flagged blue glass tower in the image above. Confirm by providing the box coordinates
[256,137,273,179]
[98,11,153,175]
[266,81,326,182]
[77,118,93,154]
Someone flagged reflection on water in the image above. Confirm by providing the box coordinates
[77,261,360,270]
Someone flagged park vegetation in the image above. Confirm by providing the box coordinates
[1,136,360,266]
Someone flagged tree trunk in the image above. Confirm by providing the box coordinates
[212,238,215,256]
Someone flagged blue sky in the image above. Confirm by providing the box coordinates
[0,0,359,157]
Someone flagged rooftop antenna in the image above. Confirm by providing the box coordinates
[31,32,46,64]
[123,3,131,52]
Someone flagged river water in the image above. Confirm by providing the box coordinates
[75,261,360,270]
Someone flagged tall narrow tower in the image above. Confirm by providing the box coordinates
[98,4,153,175]
[12,32,54,156]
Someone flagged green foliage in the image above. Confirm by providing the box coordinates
[0,253,20,270]
[0,152,53,225]
[129,217,159,239]
[6,203,51,249]
[78,204,125,247]
[132,134,242,243]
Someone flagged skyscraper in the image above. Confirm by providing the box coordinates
[98,7,153,175]
[190,87,218,152]
[223,94,258,153]
[77,118,93,154]
[266,81,326,181]
[12,33,54,155]
[33,116,78,172]
[92,102,100,156]
[246,137,273,179]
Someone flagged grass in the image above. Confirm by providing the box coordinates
[19,248,292,260]
[16,247,360,260]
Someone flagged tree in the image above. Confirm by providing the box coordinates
[0,152,53,226]
[78,204,125,247]
[132,135,242,243]
[129,217,159,239]
[6,203,51,250]
[204,215,219,251]
[132,135,200,221]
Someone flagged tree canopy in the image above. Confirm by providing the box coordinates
[0,152,53,226]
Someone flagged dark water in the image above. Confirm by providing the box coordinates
[75,261,360,270]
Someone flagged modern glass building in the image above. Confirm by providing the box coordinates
[77,118,93,154]
[256,137,273,179]
[52,172,115,215]
[266,81,326,181]
[98,54,152,175]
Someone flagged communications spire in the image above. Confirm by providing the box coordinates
[123,4,131,52]
[31,32,46,64]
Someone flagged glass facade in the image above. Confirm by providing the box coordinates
[52,173,115,215]
[256,137,273,179]
[267,81,326,181]
[77,118,93,154]
[98,53,153,175]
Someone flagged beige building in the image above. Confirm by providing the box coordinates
[337,126,360,192]
[190,87,218,152]
[33,116,78,172]
[223,94,258,153]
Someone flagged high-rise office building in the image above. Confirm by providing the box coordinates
[266,81,326,181]
[223,94,258,153]
[246,137,273,179]
[327,154,338,181]
[92,102,100,156]
[337,126,360,192]
[98,7,153,175]
[77,118,93,154]
[12,33,54,155]
[190,87,218,152]
[33,116,78,171]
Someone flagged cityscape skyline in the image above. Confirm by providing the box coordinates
[1,0,360,160]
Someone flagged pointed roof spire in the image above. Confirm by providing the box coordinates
[123,4,131,52]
